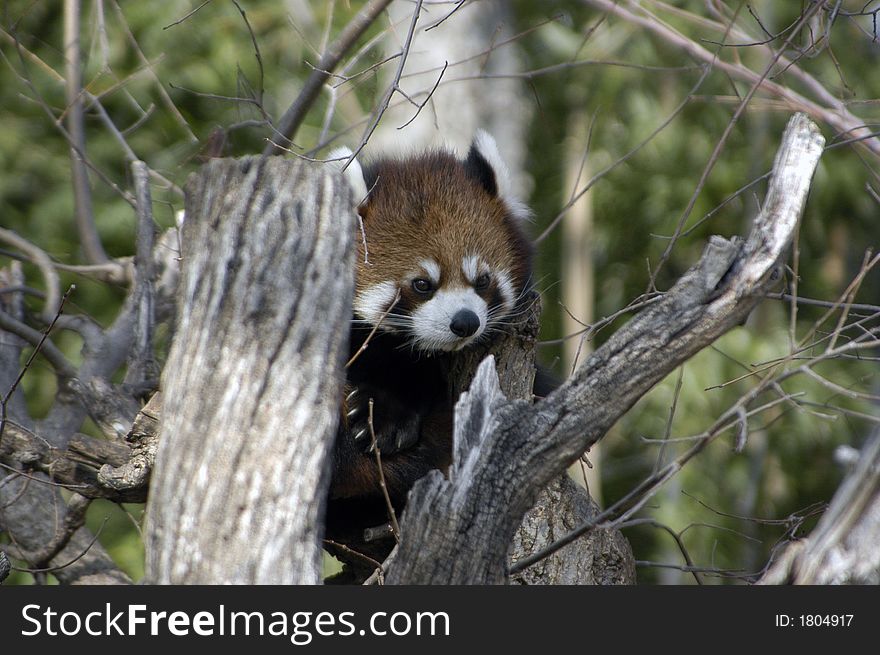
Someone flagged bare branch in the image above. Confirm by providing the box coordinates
[64,0,109,265]
[535,65,711,244]
[582,0,880,158]
[162,0,215,30]
[0,227,60,323]
[263,0,395,155]
[647,1,823,289]
[124,161,158,388]
[110,0,198,143]
[760,429,880,584]
[367,399,400,541]
[0,419,141,502]
[328,0,424,166]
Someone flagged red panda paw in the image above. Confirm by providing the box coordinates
[343,384,422,455]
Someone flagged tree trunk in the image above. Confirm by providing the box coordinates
[144,156,355,584]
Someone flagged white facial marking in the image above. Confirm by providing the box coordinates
[353,281,397,323]
[420,259,441,285]
[411,287,488,351]
[495,270,516,311]
[327,146,369,203]
[462,255,482,283]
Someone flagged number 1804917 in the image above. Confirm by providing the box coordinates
[775,614,854,627]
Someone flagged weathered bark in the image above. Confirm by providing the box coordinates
[760,430,880,585]
[511,475,635,585]
[0,551,9,584]
[144,156,355,584]
[0,421,136,501]
[97,392,161,497]
[439,292,635,584]
[0,474,131,584]
[384,114,825,584]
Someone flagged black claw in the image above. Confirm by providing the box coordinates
[354,428,368,443]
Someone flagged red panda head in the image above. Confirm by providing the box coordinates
[331,132,532,352]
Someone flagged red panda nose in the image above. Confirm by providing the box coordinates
[450,309,480,338]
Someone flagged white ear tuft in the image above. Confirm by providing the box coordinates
[327,147,369,203]
[471,130,532,221]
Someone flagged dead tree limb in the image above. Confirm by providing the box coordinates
[64,0,108,265]
[385,113,825,584]
[144,156,355,584]
[0,421,136,501]
[263,0,394,155]
[760,429,880,585]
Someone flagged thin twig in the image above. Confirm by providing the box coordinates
[341,0,425,167]
[13,516,110,574]
[231,0,265,108]
[367,399,400,542]
[162,0,214,30]
[264,0,395,155]
[346,290,401,368]
[323,538,383,571]
[653,366,684,474]
[514,324,877,574]
[535,65,712,244]
[0,286,76,444]
[621,518,703,584]
[30,494,92,568]
[765,292,880,314]
[397,60,447,130]
[110,0,198,142]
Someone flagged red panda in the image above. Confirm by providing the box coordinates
[323,132,535,561]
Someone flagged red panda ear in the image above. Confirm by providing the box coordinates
[465,140,499,197]
[466,130,532,221]
[327,147,369,205]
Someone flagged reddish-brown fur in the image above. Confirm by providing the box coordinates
[356,152,531,307]
[324,140,535,576]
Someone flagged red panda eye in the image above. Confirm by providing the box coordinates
[474,273,491,290]
[412,278,433,295]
